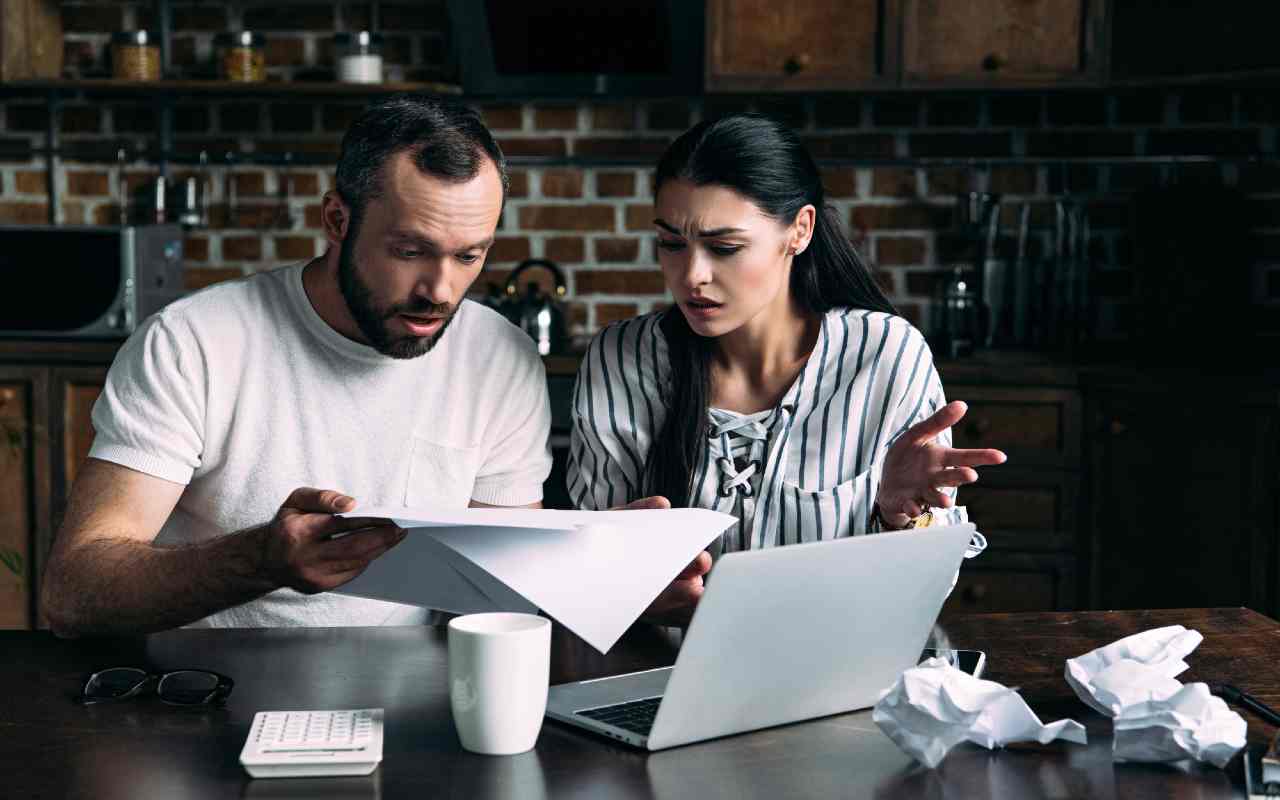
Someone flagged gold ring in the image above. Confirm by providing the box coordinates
[909,510,934,529]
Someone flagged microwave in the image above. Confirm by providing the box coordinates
[1,225,185,338]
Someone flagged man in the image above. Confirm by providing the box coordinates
[41,97,553,633]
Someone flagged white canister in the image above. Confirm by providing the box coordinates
[335,31,384,83]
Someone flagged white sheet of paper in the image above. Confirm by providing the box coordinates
[335,505,737,653]
[337,530,521,615]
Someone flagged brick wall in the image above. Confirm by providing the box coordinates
[2,1,1278,344]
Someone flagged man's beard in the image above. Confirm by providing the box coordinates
[337,234,458,360]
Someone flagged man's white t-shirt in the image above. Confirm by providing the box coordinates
[89,264,552,627]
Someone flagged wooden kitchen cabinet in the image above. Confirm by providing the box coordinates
[942,550,1077,617]
[940,375,1083,615]
[900,0,1107,85]
[960,471,1079,551]
[1086,384,1278,613]
[705,0,1280,90]
[948,385,1082,469]
[0,344,111,629]
[0,0,62,80]
[0,366,51,629]
[1110,1,1280,79]
[50,367,106,530]
[705,0,897,91]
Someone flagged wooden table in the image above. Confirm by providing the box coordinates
[2,608,1277,799]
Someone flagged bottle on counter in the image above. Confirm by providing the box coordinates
[112,31,161,81]
[333,31,384,83]
[215,31,267,82]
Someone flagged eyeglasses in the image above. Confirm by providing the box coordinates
[78,667,234,707]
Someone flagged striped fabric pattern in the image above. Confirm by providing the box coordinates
[569,309,963,550]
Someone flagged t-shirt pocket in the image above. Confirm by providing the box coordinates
[405,436,482,508]
[777,477,866,543]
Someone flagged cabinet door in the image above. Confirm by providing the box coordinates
[901,0,1104,85]
[50,367,106,538]
[960,471,1078,551]
[0,367,50,630]
[706,0,893,91]
[1087,387,1268,612]
[946,385,1082,469]
[941,551,1076,616]
[1111,2,1280,78]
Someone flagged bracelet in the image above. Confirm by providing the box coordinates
[872,503,933,531]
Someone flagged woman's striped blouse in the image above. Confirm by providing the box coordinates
[568,308,964,552]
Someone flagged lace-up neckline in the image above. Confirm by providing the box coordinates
[708,408,773,499]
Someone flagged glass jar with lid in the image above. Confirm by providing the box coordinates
[215,31,266,82]
[333,31,384,83]
[112,31,161,81]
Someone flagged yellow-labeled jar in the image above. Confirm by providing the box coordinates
[112,31,160,81]
[215,31,266,82]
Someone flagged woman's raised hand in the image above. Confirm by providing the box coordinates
[875,401,1006,529]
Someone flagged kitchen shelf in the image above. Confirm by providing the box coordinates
[0,78,462,97]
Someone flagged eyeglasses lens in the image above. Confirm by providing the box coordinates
[85,667,149,699]
[157,670,220,705]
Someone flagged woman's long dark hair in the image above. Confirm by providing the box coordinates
[644,114,897,507]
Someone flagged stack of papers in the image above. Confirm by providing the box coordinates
[335,506,737,653]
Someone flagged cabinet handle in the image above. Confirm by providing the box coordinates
[963,584,988,603]
[783,54,810,76]
[981,53,1003,72]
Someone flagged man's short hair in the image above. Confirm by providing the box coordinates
[334,96,508,231]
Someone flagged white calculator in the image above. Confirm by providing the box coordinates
[239,709,384,778]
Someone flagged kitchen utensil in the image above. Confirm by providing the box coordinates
[272,157,293,229]
[933,192,1000,358]
[1010,202,1032,346]
[501,259,569,356]
[153,175,166,224]
[116,147,129,226]
[935,268,981,359]
[172,150,209,228]
[1051,199,1091,353]
[222,152,237,228]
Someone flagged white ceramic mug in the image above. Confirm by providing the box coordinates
[447,612,551,755]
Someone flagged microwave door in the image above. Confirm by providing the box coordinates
[1,227,128,337]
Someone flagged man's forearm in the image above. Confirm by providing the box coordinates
[43,526,278,636]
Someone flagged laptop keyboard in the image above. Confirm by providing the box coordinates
[577,696,662,736]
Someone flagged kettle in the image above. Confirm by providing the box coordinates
[500,259,569,356]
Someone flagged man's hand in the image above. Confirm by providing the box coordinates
[877,401,1007,529]
[614,496,671,512]
[260,487,407,594]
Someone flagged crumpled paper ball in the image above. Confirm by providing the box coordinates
[1112,682,1247,768]
[873,657,1086,768]
[1064,625,1246,768]
[1064,624,1203,716]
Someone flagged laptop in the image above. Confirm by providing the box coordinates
[546,523,976,751]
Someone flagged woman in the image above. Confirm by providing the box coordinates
[569,115,1005,619]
